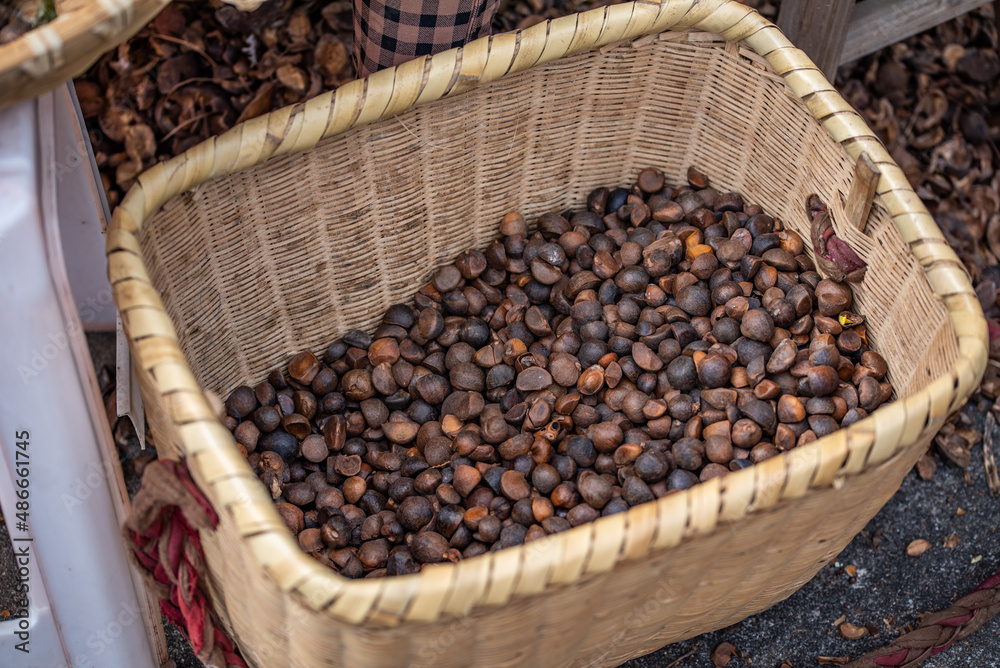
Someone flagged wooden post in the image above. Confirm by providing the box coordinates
[841,0,992,65]
[777,0,857,80]
[845,151,881,233]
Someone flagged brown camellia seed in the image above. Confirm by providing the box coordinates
[452,465,481,497]
[342,477,366,504]
[298,528,324,553]
[411,532,450,564]
[687,166,709,189]
[632,342,663,372]
[808,365,840,397]
[740,309,774,342]
[676,284,712,317]
[500,211,528,237]
[275,502,304,534]
[333,454,362,477]
[500,470,531,501]
[777,395,806,423]
[697,354,731,389]
[234,420,260,452]
[704,436,733,465]
[230,168,894,579]
[815,279,853,317]
[288,352,321,385]
[227,386,257,419]
[637,167,665,193]
[398,496,434,531]
[300,434,328,463]
[577,365,605,395]
[342,369,375,401]
[861,350,888,380]
[732,418,763,449]
[516,367,553,392]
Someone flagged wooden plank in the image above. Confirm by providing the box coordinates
[777,0,857,80]
[841,0,990,65]
[845,151,881,233]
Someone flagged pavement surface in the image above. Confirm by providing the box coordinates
[1,332,998,668]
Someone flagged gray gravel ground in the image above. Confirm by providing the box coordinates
[2,333,997,668]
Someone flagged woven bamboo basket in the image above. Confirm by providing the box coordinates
[107,0,988,665]
[0,0,259,109]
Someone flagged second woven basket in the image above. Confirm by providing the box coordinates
[107,0,987,665]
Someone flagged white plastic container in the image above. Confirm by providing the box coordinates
[0,85,161,668]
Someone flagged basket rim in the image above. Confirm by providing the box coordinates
[0,0,171,111]
[106,0,988,627]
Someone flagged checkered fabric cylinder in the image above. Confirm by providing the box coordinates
[353,0,503,77]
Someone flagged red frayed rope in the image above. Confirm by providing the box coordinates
[125,459,247,668]
[846,569,1000,668]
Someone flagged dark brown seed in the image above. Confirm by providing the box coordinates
[687,166,709,189]
[298,528,324,553]
[433,266,463,293]
[324,414,346,451]
[861,351,888,380]
[766,338,798,374]
[397,496,434,531]
[382,420,419,445]
[672,439,704,471]
[300,434,328,463]
[368,338,400,366]
[732,418,763,449]
[698,354,732,389]
[632,342,663,372]
[750,442,779,463]
[666,356,698,392]
[333,454,362,477]
[837,328,863,354]
[516,367,553,392]
[500,470,531,501]
[815,279,852,317]
[740,309,774,342]
[359,539,390,569]
[777,395,806,423]
[288,352,321,385]
[550,482,580,508]
[549,354,581,387]
[621,476,655,506]
[634,450,670,482]
[254,405,281,433]
[808,365,840,397]
[676,284,712,317]
[227,386,257,419]
[234,420,260,452]
[452,465,482,497]
[282,414,311,440]
[342,369,375,401]
[858,376,883,413]
[411,532,450,564]
[705,436,733,464]
[761,248,798,271]
[577,366,605,395]
[500,211,528,237]
[637,167,665,193]
[275,503,304,534]
[576,471,612,508]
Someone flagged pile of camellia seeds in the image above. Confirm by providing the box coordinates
[223,166,893,578]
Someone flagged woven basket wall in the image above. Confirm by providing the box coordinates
[107,1,988,666]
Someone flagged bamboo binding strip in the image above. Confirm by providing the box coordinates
[0,0,172,110]
[107,1,988,666]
